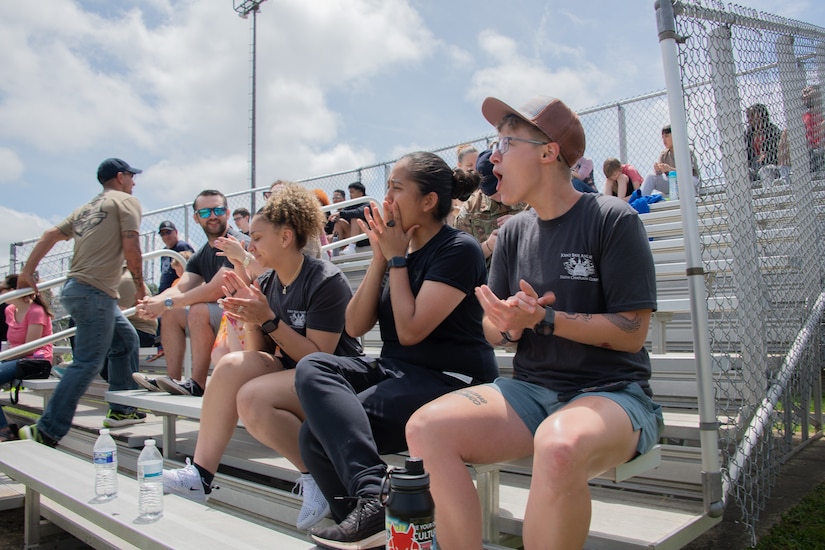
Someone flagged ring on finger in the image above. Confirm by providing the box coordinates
[238,305,245,313]
[386,220,396,228]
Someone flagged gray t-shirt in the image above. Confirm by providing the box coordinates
[488,193,657,395]
[186,227,250,284]
[259,254,362,368]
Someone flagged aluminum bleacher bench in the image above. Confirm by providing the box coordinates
[0,440,315,549]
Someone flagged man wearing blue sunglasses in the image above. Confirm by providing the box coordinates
[136,190,249,396]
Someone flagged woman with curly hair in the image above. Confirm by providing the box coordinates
[161,183,362,532]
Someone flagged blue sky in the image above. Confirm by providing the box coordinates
[1,0,823,270]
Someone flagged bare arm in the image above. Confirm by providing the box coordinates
[122,230,145,301]
[19,227,70,290]
[345,253,385,338]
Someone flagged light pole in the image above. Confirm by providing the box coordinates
[233,0,268,212]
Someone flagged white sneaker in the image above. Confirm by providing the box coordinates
[294,473,330,530]
[163,458,208,502]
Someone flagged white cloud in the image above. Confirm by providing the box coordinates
[0,149,24,183]
[0,207,56,274]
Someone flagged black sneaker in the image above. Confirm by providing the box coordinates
[132,372,163,392]
[156,377,204,397]
[310,496,385,550]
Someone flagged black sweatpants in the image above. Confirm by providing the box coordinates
[295,352,468,522]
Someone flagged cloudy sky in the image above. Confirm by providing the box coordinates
[1,0,823,271]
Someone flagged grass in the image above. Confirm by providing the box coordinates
[755,482,825,550]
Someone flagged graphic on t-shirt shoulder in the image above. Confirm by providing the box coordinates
[560,252,598,282]
[73,196,108,237]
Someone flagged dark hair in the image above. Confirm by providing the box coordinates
[234,207,250,218]
[603,158,622,177]
[257,183,323,249]
[3,274,53,318]
[348,181,366,195]
[193,190,228,210]
[661,124,672,135]
[333,189,346,198]
[746,103,771,123]
[400,151,480,221]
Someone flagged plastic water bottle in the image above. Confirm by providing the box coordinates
[93,428,118,501]
[137,439,164,522]
[385,457,436,549]
[668,170,679,200]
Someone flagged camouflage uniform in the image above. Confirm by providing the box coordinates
[454,190,526,268]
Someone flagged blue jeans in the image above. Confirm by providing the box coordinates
[0,359,21,429]
[38,279,139,441]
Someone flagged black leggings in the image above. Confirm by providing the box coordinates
[295,352,465,522]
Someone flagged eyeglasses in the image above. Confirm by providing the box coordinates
[263,191,272,200]
[159,230,174,236]
[196,207,227,219]
[494,136,550,155]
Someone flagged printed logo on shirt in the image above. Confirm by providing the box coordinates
[560,252,598,282]
[73,195,108,237]
[288,310,307,329]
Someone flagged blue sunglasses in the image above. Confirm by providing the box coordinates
[196,207,227,219]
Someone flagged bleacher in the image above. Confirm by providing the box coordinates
[2,176,823,548]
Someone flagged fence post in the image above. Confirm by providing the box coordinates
[656,0,723,517]
[707,25,769,409]
[617,103,628,163]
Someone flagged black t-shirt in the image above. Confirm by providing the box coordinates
[159,240,195,292]
[185,228,249,284]
[489,194,657,394]
[339,205,370,247]
[378,225,497,383]
[259,255,362,369]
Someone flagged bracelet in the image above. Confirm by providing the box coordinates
[484,241,492,254]
[242,253,252,268]
[499,331,520,344]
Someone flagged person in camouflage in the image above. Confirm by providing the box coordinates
[454,148,526,269]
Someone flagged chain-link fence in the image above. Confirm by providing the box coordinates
[666,0,824,544]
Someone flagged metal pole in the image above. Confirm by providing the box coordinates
[250,7,258,213]
[655,0,724,518]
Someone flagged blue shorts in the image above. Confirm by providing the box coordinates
[492,378,664,456]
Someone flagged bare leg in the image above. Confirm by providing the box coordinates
[160,308,187,380]
[406,386,534,550]
[192,351,280,473]
[237,370,306,470]
[188,303,216,388]
[522,396,639,550]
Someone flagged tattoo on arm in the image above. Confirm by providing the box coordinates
[561,312,592,322]
[604,313,641,333]
[456,389,488,406]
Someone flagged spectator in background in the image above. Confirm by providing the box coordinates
[328,181,370,254]
[571,156,597,193]
[455,149,526,269]
[745,103,782,181]
[641,124,700,198]
[331,189,346,204]
[802,85,825,174]
[299,151,496,549]
[311,189,333,257]
[603,158,643,200]
[233,207,251,235]
[135,190,249,397]
[0,274,54,442]
[325,189,347,237]
[449,144,480,225]
[0,281,10,343]
[157,221,195,294]
[18,158,147,445]
[407,95,663,549]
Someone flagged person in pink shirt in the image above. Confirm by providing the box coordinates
[603,158,643,201]
[0,274,54,441]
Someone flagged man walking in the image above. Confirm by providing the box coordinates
[18,158,147,446]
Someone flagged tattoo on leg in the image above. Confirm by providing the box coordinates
[605,313,642,333]
[457,389,488,406]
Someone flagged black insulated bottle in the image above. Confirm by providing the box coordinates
[385,457,436,549]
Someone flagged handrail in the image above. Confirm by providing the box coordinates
[320,196,382,254]
[0,249,186,363]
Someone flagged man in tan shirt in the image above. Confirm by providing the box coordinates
[17,158,147,446]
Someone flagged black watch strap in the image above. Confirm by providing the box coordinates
[261,316,281,334]
[388,256,407,269]
[534,307,555,336]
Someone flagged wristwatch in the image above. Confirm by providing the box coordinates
[261,316,281,334]
[534,306,555,336]
[164,298,174,310]
[388,256,407,269]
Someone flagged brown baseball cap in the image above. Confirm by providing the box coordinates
[482,96,586,167]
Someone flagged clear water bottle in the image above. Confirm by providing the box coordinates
[93,428,118,502]
[668,170,679,200]
[385,457,436,549]
[137,439,164,522]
